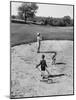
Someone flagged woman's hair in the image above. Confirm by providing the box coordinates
[37,32,40,36]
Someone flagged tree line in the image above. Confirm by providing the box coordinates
[32,16,73,26]
[11,2,74,26]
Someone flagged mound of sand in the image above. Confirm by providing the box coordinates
[11,40,73,98]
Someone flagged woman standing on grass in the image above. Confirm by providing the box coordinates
[37,32,41,53]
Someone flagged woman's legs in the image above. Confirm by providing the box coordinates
[45,68,50,75]
[37,41,40,53]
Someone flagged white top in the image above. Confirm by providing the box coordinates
[37,36,40,41]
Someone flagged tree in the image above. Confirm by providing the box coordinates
[63,16,71,26]
[59,19,65,26]
[11,15,16,19]
[18,2,38,23]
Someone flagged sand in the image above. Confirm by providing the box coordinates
[11,40,73,98]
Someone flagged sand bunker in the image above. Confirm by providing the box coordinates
[11,40,73,98]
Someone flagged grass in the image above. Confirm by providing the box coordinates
[11,23,73,47]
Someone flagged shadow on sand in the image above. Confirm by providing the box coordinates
[44,74,65,78]
[39,51,57,54]
[55,62,66,65]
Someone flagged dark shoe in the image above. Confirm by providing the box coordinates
[42,76,45,79]
[37,51,40,53]
[41,75,43,77]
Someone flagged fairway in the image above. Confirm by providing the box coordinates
[11,23,73,46]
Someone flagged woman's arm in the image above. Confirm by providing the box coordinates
[36,61,41,68]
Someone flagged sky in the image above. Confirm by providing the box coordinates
[11,2,73,18]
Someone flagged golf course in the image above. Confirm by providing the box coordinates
[11,23,74,98]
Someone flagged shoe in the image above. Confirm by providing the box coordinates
[37,51,40,53]
[42,76,45,79]
[41,75,43,77]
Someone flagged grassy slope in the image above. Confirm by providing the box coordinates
[11,23,73,46]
